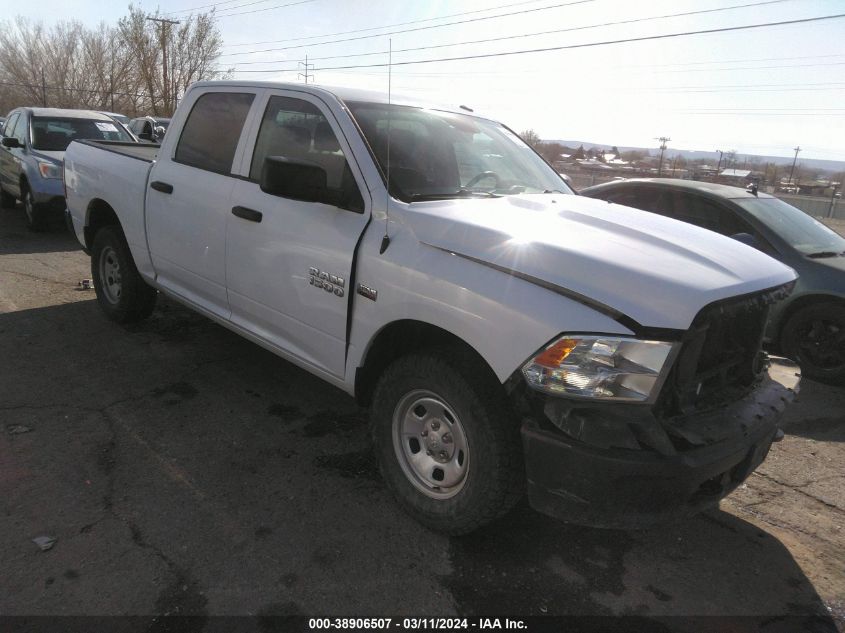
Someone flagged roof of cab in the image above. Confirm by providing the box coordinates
[188,80,481,117]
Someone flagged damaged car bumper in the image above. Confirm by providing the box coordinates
[520,360,800,529]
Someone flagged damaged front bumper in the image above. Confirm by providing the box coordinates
[519,360,800,529]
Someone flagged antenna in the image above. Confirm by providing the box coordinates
[379,39,392,255]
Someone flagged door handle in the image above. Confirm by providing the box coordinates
[231,206,263,223]
[150,181,173,194]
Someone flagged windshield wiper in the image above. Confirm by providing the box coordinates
[806,250,845,258]
[409,189,499,201]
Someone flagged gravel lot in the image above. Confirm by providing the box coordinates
[1,204,843,629]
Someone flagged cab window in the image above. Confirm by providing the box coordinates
[250,95,363,213]
[175,92,255,174]
[3,113,20,139]
[11,113,28,144]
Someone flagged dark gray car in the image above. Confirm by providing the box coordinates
[128,116,171,143]
[581,178,845,384]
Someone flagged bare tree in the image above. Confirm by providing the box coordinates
[519,129,542,150]
[0,7,225,116]
[119,5,226,116]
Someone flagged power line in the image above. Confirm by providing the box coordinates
[228,52,845,76]
[675,108,845,111]
[212,0,316,19]
[165,0,253,15]
[0,79,150,99]
[227,0,795,66]
[306,13,845,72]
[219,0,597,57]
[222,0,550,48]
[657,60,845,73]
[165,0,272,15]
[671,112,845,116]
[650,81,845,89]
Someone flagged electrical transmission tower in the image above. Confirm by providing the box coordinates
[298,56,315,84]
[656,136,671,177]
[788,146,801,187]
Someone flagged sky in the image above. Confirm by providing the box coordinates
[10,0,845,161]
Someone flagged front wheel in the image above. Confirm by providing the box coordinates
[371,350,524,534]
[23,187,48,232]
[780,302,845,385]
[91,225,157,323]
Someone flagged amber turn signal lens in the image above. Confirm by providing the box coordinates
[533,338,578,368]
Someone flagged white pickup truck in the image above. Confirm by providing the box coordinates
[64,81,799,534]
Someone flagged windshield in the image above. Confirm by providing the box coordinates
[30,116,132,151]
[736,197,845,256]
[346,102,572,201]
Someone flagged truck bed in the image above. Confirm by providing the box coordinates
[64,138,158,277]
[73,139,159,162]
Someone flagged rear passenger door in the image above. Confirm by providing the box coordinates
[145,89,256,319]
[225,90,370,379]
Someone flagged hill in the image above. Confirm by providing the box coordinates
[548,141,845,173]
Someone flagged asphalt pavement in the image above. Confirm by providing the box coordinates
[1,205,843,630]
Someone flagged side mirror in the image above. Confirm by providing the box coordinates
[2,137,21,148]
[260,156,328,203]
[731,232,759,249]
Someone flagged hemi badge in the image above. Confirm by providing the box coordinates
[357,284,378,301]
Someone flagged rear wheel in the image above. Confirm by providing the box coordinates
[371,350,524,534]
[91,225,157,323]
[23,187,48,232]
[781,302,845,385]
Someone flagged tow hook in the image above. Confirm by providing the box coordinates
[773,428,785,442]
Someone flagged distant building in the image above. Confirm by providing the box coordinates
[719,168,752,185]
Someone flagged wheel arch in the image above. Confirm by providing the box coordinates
[775,293,845,349]
[354,319,499,407]
[84,198,123,251]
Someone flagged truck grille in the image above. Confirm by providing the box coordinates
[655,284,793,418]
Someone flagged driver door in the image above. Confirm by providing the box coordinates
[226,90,370,378]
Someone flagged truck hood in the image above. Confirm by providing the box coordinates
[401,194,796,331]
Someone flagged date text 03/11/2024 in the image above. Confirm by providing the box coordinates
[307,618,527,630]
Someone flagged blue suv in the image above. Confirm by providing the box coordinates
[0,107,133,231]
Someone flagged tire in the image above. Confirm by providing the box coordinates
[91,225,157,323]
[22,186,48,232]
[371,349,524,534]
[780,302,845,385]
[0,186,15,209]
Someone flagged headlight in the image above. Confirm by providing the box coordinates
[37,160,62,180]
[522,335,677,402]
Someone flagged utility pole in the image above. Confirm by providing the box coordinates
[147,17,180,115]
[40,68,47,107]
[715,149,723,181]
[656,136,670,177]
[298,55,315,84]
[788,145,801,188]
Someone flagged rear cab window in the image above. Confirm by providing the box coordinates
[175,92,255,174]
